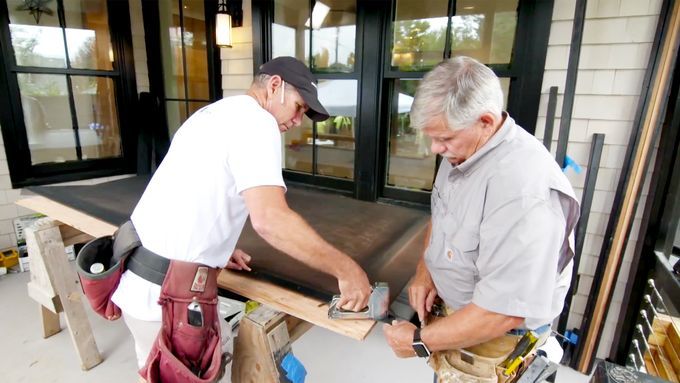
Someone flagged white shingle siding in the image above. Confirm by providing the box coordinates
[540,0,663,359]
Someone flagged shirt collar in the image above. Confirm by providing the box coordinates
[451,112,516,177]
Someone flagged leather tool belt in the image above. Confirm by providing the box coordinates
[429,334,522,383]
[76,221,225,382]
[139,259,224,383]
[427,307,544,383]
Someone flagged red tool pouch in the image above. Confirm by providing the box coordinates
[75,221,141,321]
[140,260,224,383]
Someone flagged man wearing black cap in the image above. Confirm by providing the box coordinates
[112,56,371,381]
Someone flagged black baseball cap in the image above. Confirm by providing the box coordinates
[257,56,330,122]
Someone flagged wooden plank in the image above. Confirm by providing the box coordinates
[27,281,62,313]
[576,0,680,372]
[26,219,102,370]
[653,315,680,378]
[40,305,61,338]
[218,269,375,341]
[17,196,117,238]
[27,242,58,302]
[286,317,313,343]
[58,225,95,247]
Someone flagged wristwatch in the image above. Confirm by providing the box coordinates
[412,328,431,358]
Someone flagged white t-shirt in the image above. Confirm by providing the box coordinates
[111,95,286,321]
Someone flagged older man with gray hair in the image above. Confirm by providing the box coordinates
[383,56,579,382]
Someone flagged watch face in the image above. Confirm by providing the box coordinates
[413,342,431,358]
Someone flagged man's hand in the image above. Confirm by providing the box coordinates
[383,320,418,358]
[409,262,437,324]
[335,263,372,312]
[226,248,252,271]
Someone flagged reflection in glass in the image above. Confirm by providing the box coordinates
[500,77,510,107]
[451,0,518,64]
[8,0,66,68]
[188,101,210,119]
[391,0,448,71]
[17,74,78,164]
[71,76,121,159]
[64,0,114,70]
[315,80,356,179]
[386,79,436,191]
[160,0,185,99]
[283,116,313,174]
[311,1,356,73]
[165,101,208,140]
[165,101,185,139]
[273,0,310,64]
[181,0,209,100]
[385,75,510,191]
[282,80,358,179]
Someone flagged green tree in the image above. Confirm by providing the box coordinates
[451,15,483,51]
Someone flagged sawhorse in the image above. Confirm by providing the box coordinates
[24,217,101,370]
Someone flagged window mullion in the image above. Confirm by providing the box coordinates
[58,0,81,160]
[56,0,72,70]
[64,75,83,160]
[443,0,454,59]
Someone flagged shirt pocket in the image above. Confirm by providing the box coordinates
[444,226,480,279]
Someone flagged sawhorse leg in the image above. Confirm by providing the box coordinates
[40,304,61,338]
[25,218,102,370]
[232,305,312,383]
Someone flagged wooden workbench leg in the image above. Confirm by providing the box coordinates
[41,305,61,338]
[25,218,102,370]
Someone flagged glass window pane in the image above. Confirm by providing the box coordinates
[283,116,313,174]
[500,77,510,108]
[451,0,518,65]
[273,0,310,64]
[72,76,121,160]
[311,1,356,73]
[160,0,185,99]
[188,101,209,116]
[316,79,356,179]
[386,79,437,191]
[8,0,66,68]
[182,0,209,100]
[17,74,77,164]
[391,0,448,71]
[63,0,114,70]
[385,75,508,191]
[164,101,207,139]
[165,101,187,139]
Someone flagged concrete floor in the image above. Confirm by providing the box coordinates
[0,269,591,382]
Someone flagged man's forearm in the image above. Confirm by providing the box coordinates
[420,303,523,352]
[252,205,357,279]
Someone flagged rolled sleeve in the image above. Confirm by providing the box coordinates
[473,194,566,321]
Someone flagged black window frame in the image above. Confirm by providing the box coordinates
[256,0,361,195]
[142,0,222,163]
[0,0,140,187]
[380,0,554,205]
[254,0,553,204]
